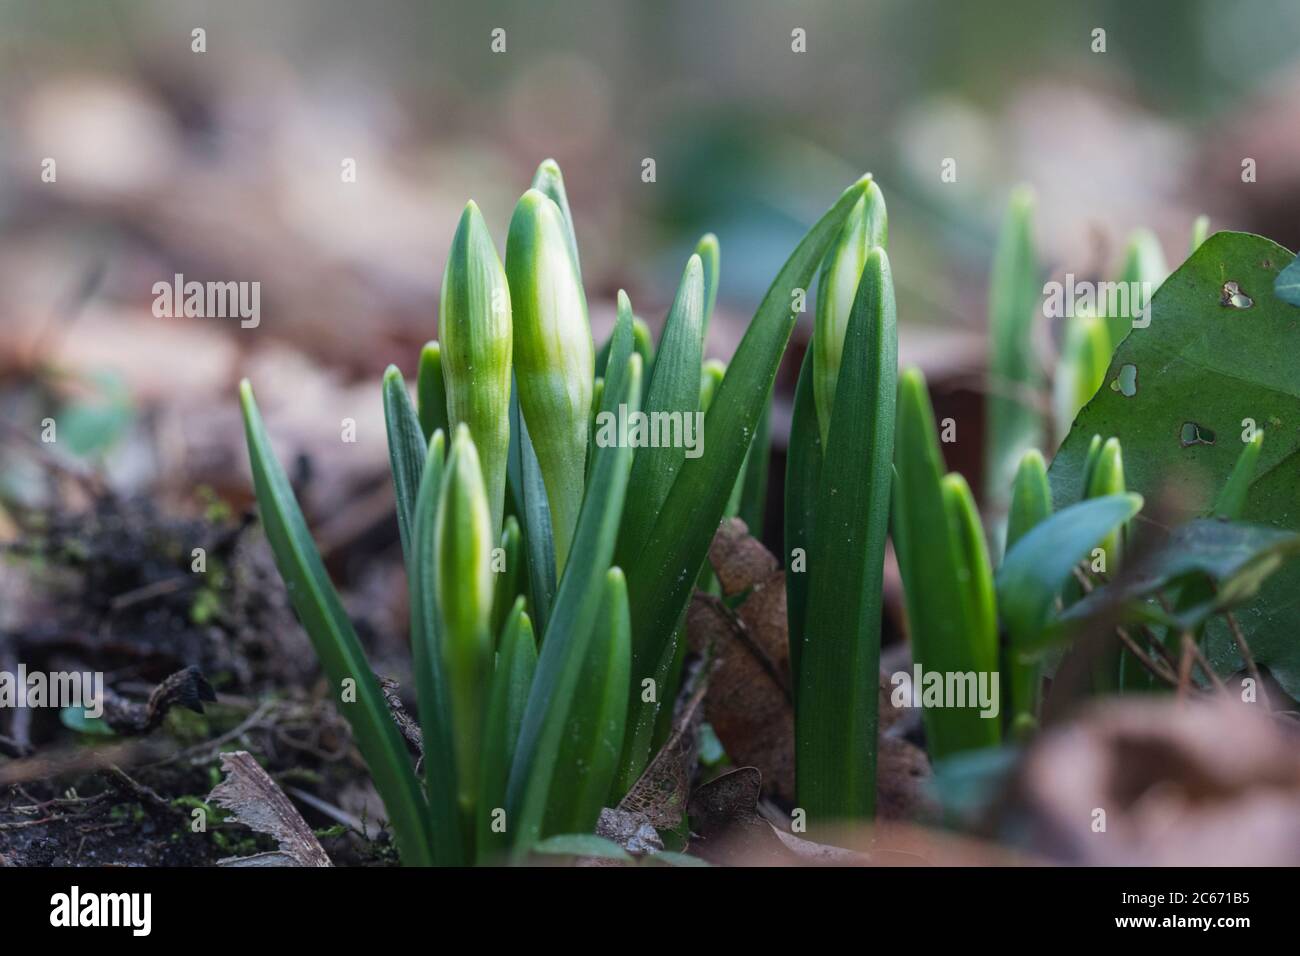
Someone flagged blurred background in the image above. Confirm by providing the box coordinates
[2,0,1299,542]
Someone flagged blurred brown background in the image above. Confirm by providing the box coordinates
[2,0,1298,531]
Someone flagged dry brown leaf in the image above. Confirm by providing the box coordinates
[686,767,792,865]
[617,663,710,829]
[207,750,332,867]
[693,520,931,818]
[708,517,779,596]
[1012,696,1300,865]
[688,588,795,802]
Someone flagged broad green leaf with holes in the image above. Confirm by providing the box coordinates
[1049,232,1300,696]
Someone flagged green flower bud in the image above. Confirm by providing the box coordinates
[530,158,581,278]
[416,339,449,444]
[435,425,495,816]
[505,188,594,571]
[440,201,512,538]
[813,179,887,447]
[1006,448,1052,552]
[1084,436,1127,569]
[699,358,726,413]
[1051,311,1110,443]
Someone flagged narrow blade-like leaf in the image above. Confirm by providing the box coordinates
[507,352,642,853]
[795,246,896,824]
[984,187,1040,538]
[621,175,873,782]
[892,368,1000,758]
[383,366,428,567]
[239,380,434,866]
[784,347,820,694]
[417,340,449,444]
[1006,448,1052,553]
[543,567,630,836]
[615,255,704,571]
[477,598,536,862]
[506,374,556,633]
[408,428,465,864]
[695,232,720,339]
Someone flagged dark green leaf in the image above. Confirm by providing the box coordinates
[892,369,1001,758]
[1049,232,1300,695]
[417,340,449,444]
[507,375,556,634]
[615,256,704,572]
[784,347,820,694]
[507,353,642,854]
[477,598,536,862]
[543,567,630,836]
[531,834,632,862]
[796,246,896,822]
[240,380,434,866]
[997,493,1144,652]
[621,176,874,783]
[382,366,427,566]
[408,429,466,864]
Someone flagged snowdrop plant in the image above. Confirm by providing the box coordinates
[241,160,885,863]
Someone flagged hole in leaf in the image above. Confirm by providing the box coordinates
[1220,281,1253,309]
[1109,363,1138,397]
[1180,422,1216,447]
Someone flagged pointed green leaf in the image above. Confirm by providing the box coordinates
[615,255,704,572]
[892,368,1000,758]
[813,178,887,448]
[1051,312,1111,446]
[1190,215,1210,255]
[985,187,1041,529]
[440,201,513,538]
[1110,228,1168,351]
[784,347,820,694]
[382,366,427,567]
[631,316,655,375]
[408,428,465,864]
[543,567,630,836]
[530,834,632,862]
[1006,448,1052,553]
[736,395,771,536]
[796,245,896,823]
[997,493,1144,652]
[1214,429,1265,520]
[506,375,556,634]
[491,516,523,641]
[621,175,874,782]
[695,233,720,339]
[239,380,434,866]
[507,352,642,854]
[435,426,495,828]
[531,158,581,279]
[477,598,536,862]
[506,189,594,572]
[417,340,449,444]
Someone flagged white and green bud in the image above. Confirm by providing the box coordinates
[505,188,594,571]
[435,425,495,816]
[440,201,512,538]
[813,178,887,447]
[1051,311,1110,443]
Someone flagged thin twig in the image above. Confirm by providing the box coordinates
[1177,634,1196,702]
[1224,611,1267,710]
[1180,632,1227,693]
[1116,627,1178,687]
